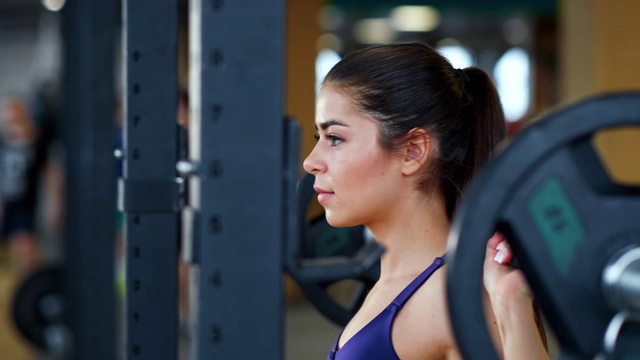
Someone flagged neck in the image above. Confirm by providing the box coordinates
[367,191,450,281]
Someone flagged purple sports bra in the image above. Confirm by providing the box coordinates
[327,256,445,360]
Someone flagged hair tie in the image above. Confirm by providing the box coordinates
[456,68,470,85]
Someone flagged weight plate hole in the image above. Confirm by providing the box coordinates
[593,126,640,187]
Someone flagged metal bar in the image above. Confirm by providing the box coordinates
[123,1,179,359]
[189,0,285,358]
[60,1,118,359]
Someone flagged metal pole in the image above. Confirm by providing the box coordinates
[60,0,118,358]
[122,0,180,359]
[187,0,286,358]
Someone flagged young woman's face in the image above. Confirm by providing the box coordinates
[303,86,405,228]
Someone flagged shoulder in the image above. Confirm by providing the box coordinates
[392,266,459,359]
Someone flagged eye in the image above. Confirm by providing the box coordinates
[327,134,344,146]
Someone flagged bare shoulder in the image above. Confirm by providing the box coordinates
[391,267,459,360]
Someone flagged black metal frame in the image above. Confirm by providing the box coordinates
[61,1,118,359]
[61,1,288,358]
[122,1,180,359]
[187,0,286,358]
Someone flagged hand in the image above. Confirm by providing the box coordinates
[483,232,532,304]
[484,234,551,360]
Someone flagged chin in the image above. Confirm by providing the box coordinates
[324,212,358,228]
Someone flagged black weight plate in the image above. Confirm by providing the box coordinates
[12,265,64,351]
[447,92,640,360]
[297,276,376,326]
[305,215,366,259]
[292,222,381,325]
[298,214,376,325]
[287,173,382,326]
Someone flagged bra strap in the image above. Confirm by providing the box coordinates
[391,255,445,308]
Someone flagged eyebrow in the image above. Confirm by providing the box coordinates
[315,119,349,131]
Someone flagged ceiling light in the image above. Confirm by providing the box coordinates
[42,0,66,12]
[354,18,396,44]
[390,6,440,32]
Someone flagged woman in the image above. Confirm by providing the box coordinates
[303,43,549,359]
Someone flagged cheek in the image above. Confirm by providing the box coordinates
[341,157,386,191]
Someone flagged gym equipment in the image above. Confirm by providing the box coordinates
[60,1,118,359]
[183,1,287,358]
[286,172,382,326]
[12,265,72,357]
[447,92,640,359]
[122,0,180,358]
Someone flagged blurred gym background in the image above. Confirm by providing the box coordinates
[1,0,639,359]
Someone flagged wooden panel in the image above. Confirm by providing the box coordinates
[593,126,640,186]
[561,0,640,101]
[593,0,640,93]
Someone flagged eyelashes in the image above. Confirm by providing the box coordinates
[328,135,343,146]
[314,133,344,147]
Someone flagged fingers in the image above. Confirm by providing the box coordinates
[484,233,534,300]
[494,240,512,265]
[485,232,512,265]
[486,232,505,250]
[484,233,509,288]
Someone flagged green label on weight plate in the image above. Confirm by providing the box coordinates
[527,177,586,276]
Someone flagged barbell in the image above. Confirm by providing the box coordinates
[447,92,640,359]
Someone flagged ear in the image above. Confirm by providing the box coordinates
[401,128,432,176]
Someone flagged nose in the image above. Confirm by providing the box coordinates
[303,143,325,175]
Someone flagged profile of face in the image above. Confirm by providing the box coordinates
[303,86,407,228]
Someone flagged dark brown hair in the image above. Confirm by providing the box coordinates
[323,42,506,219]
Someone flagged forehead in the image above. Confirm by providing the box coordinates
[317,86,354,111]
[315,86,371,125]
[315,87,383,138]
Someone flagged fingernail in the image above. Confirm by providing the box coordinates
[494,250,506,264]
[496,241,507,252]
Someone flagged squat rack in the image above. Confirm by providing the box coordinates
[62,0,288,359]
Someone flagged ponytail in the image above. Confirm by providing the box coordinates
[462,67,506,175]
[439,67,506,219]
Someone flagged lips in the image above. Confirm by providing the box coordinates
[314,185,334,204]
